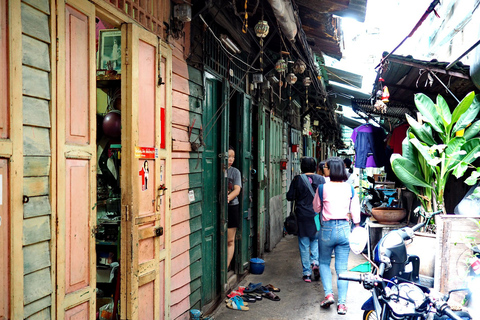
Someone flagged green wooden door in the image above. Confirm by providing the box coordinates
[255,103,267,256]
[202,75,220,304]
[236,94,253,272]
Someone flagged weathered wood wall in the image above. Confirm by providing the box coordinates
[169,35,204,319]
[21,0,53,318]
[435,215,480,304]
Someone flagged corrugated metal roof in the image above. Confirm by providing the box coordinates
[373,54,479,110]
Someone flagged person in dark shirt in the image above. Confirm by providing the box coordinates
[287,157,325,282]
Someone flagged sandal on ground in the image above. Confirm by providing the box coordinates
[262,291,280,301]
[337,304,347,315]
[265,284,281,292]
[240,295,256,303]
[320,294,335,308]
[303,275,311,283]
[253,285,270,294]
[226,300,249,311]
[243,282,262,293]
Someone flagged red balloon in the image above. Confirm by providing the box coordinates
[102,110,121,138]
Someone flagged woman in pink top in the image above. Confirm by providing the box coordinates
[312,157,360,315]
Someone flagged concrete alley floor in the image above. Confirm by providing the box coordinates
[210,234,371,320]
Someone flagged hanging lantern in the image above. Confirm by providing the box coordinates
[254,20,269,38]
[275,58,287,73]
[303,77,311,87]
[286,73,297,85]
[382,86,390,103]
[293,59,306,74]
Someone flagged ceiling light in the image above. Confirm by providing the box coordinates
[220,34,241,54]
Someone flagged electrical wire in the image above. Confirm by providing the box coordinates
[199,14,261,73]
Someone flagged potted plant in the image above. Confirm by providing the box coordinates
[391,91,480,215]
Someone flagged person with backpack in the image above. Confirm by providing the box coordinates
[312,157,360,315]
[286,157,325,283]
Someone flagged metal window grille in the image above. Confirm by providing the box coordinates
[204,25,246,89]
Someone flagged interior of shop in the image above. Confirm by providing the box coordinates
[95,17,122,320]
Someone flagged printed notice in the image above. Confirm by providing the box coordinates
[188,190,195,202]
[135,147,157,159]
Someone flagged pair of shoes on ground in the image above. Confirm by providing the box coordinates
[303,275,311,282]
[320,294,347,315]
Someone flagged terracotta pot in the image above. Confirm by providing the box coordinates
[371,207,407,225]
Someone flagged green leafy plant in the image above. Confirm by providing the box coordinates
[391,92,480,213]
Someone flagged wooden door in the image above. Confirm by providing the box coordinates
[236,94,253,272]
[255,105,267,256]
[121,23,171,320]
[201,75,220,303]
[56,0,97,318]
[0,161,8,319]
[0,0,9,318]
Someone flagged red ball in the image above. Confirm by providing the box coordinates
[102,110,121,138]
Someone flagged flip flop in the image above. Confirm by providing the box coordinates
[262,291,281,301]
[226,300,249,311]
[253,286,270,294]
[243,282,262,293]
[227,290,242,298]
[265,284,281,292]
[241,294,256,303]
[225,297,248,306]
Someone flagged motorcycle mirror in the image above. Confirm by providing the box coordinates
[367,176,376,184]
[349,227,368,255]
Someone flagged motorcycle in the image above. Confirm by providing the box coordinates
[341,211,472,320]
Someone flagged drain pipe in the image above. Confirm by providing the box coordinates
[267,0,297,41]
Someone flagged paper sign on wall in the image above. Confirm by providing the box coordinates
[135,146,157,159]
[188,190,195,202]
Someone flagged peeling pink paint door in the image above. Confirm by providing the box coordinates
[56,0,97,318]
[0,160,9,320]
[0,0,8,139]
[122,23,169,320]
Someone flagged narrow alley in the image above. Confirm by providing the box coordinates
[210,235,371,320]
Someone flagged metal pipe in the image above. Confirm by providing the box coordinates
[446,38,480,70]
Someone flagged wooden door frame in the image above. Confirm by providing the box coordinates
[4,0,23,318]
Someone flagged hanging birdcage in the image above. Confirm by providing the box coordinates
[286,73,297,85]
[293,59,306,74]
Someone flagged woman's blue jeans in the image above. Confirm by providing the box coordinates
[318,220,350,304]
[298,234,319,276]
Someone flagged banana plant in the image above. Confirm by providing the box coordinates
[391,92,480,213]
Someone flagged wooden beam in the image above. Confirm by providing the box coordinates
[387,57,470,80]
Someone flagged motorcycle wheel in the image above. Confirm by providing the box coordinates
[363,310,377,320]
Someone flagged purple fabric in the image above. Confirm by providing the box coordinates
[351,124,386,168]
